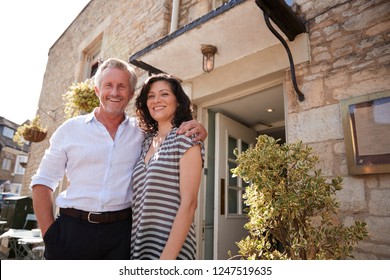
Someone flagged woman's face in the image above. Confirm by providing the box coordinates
[146,80,178,124]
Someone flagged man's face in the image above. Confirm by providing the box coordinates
[95,67,133,116]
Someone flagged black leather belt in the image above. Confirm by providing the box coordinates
[60,207,131,224]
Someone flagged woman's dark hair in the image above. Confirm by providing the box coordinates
[135,73,193,134]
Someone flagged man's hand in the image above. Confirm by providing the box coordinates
[177,120,207,142]
[32,185,55,238]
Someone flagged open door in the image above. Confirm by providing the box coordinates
[214,113,257,259]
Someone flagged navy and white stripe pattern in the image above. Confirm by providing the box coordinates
[131,127,204,260]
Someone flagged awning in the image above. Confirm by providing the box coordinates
[129,0,304,81]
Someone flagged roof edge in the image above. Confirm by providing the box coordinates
[129,0,246,63]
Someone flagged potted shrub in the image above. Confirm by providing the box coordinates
[63,78,100,119]
[231,135,368,260]
[13,115,47,146]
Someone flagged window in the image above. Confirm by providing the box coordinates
[2,158,11,170]
[84,51,100,78]
[11,184,22,195]
[14,155,27,175]
[2,126,15,139]
[227,136,250,215]
[82,36,102,80]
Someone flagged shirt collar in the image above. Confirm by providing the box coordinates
[84,110,95,123]
[84,108,129,125]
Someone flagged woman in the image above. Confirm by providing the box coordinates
[131,73,204,260]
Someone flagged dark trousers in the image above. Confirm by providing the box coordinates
[43,213,132,260]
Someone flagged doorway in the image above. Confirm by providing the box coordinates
[203,84,285,259]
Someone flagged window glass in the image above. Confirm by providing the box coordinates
[2,127,14,139]
[11,184,22,195]
[227,135,248,216]
[228,188,238,214]
[228,136,236,159]
[82,38,102,80]
[242,141,249,153]
[2,158,11,170]
[14,155,27,174]
[228,161,237,186]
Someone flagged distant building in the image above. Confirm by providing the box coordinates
[0,116,29,194]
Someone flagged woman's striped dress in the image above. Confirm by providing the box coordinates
[130,128,204,260]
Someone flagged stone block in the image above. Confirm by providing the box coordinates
[288,104,344,143]
[379,174,390,188]
[369,189,390,216]
[354,241,390,259]
[336,176,367,213]
[366,216,390,243]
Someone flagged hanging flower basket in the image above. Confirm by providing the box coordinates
[63,78,99,119]
[13,115,48,146]
[22,127,47,142]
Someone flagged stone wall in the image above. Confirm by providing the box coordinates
[287,0,390,259]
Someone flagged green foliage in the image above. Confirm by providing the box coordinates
[231,135,368,260]
[63,78,100,119]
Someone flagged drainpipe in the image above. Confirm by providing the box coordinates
[170,0,180,34]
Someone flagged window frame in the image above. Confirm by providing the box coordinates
[14,155,27,175]
[2,158,12,171]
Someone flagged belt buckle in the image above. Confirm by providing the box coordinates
[87,212,102,224]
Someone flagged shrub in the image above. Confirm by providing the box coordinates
[231,135,368,260]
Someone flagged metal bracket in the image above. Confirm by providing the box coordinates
[256,0,306,102]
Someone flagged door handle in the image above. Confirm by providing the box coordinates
[220,178,225,215]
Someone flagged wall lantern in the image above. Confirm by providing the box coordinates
[201,44,217,73]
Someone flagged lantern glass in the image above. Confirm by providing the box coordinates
[203,53,215,72]
[201,44,217,73]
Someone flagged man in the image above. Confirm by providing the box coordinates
[30,58,207,260]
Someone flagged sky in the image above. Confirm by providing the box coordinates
[0,0,91,125]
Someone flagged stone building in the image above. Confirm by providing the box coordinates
[0,116,29,194]
[22,0,389,259]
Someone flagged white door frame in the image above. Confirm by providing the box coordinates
[195,76,286,260]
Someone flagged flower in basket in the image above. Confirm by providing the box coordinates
[13,115,48,146]
[63,78,100,119]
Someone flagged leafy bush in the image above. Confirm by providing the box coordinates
[231,135,368,260]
